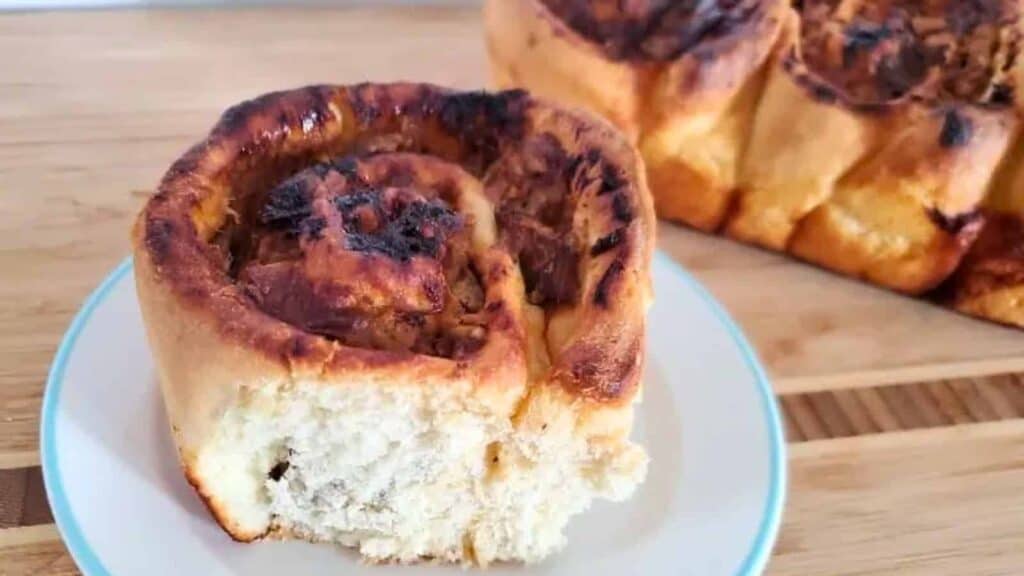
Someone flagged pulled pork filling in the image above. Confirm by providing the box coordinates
[208,124,618,359]
[486,133,583,306]
[231,154,487,359]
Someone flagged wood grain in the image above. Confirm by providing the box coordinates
[0,526,77,576]
[773,421,1024,576]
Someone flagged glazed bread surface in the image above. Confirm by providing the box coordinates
[487,0,1024,328]
[132,83,655,565]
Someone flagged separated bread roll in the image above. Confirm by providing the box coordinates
[484,0,790,229]
[488,0,1024,328]
[132,84,655,565]
[734,0,1020,294]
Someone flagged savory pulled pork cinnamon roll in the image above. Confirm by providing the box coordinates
[132,84,654,565]
[484,0,790,230]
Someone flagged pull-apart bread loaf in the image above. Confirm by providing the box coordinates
[132,84,655,565]
[487,0,1024,328]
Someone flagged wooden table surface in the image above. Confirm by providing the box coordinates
[1,7,1022,575]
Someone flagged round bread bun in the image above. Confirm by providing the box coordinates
[132,83,654,565]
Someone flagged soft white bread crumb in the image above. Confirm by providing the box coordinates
[190,379,647,565]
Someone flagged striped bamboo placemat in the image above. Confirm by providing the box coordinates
[782,373,1024,442]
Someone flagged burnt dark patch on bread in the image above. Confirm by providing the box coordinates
[542,0,770,61]
[600,161,626,196]
[568,148,626,197]
[795,1,1021,107]
[333,188,374,219]
[436,89,529,138]
[989,83,1015,106]
[268,460,290,481]
[591,228,626,256]
[300,217,326,239]
[938,109,973,148]
[340,194,463,262]
[594,259,625,308]
[434,89,530,168]
[611,193,634,222]
[261,180,313,233]
[144,217,176,266]
[927,207,984,236]
[810,82,838,104]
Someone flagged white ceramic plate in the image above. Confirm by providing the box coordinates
[41,252,786,576]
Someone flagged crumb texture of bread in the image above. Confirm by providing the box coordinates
[486,0,1024,329]
[207,382,647,565]
[132,83,654,565]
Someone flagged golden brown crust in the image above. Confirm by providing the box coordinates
[182,463,262,543]
[133,83,654,404]
[489,0,1024,328]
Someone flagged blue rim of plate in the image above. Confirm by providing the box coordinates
[40,252,786,576]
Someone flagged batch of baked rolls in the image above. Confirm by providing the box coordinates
[133,83,654,565]
[487,0,1024,328]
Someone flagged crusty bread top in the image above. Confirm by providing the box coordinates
[784,0,1022,111]
[133,83,654,403]
[536,0,782,61]
[516,0,789,101]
